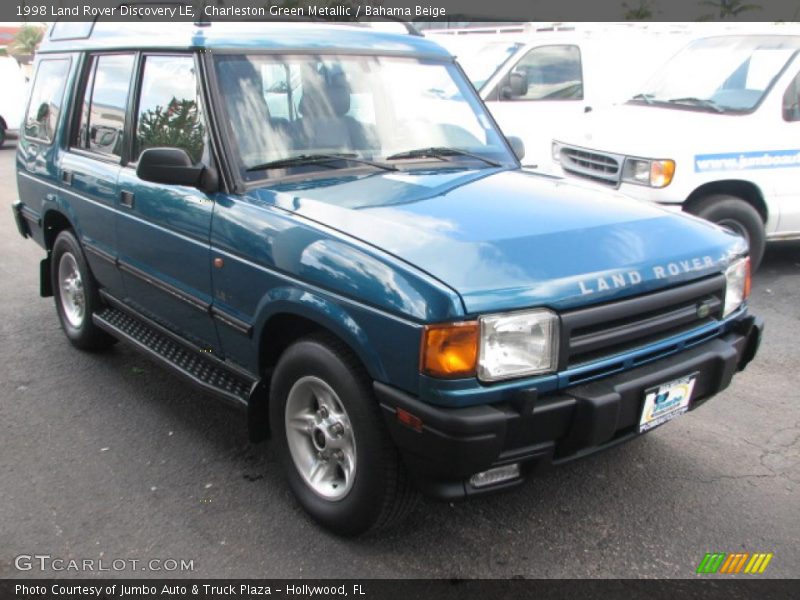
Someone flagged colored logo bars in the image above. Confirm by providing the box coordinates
[696,552,773,574]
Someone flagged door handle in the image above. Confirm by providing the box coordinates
[120,190,135,208]
[61,170,73,185]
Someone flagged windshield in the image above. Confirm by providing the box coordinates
[457,41,523,90]
[631,35,800,113]
[213,54,515,180]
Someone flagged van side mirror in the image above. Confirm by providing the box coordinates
[506,136,525,161]
[501,69,528,100]
[137,147,216,192]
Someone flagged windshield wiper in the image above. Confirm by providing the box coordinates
[630,93,655,105]
[246,153,397,172]
[385,147,502,168]
[667,97,725,113]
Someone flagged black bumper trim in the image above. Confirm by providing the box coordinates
[375,314,763,500]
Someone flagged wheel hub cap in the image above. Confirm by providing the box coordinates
[58,252,85,328]
[285,376,357,501]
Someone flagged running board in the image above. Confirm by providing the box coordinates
[93,304,256,409]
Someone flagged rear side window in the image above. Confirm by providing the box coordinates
[783,71,800,122]
[500,45,583,101]
[134,55,205,163]
[25,59,71,143]
[74,54,135,158]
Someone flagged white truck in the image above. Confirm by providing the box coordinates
[0,56,27,147]
[428,23,696,170]
[553,32,800,268]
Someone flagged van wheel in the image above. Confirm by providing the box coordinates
[51,230,116,351]
[0,125,6,148]
[690,195,765,271]
[269,334,418,536]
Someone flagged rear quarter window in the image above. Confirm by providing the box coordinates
[24,59,71,143]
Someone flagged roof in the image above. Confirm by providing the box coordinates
[38,21,452,58]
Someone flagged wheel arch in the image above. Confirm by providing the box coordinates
[684,180,768,224]
[42,208,75,252]
[255,295,387,383]
[247,290,391,444]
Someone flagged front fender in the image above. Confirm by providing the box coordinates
[254,286,413,381]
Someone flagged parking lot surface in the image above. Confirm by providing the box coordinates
[1,143,798,578]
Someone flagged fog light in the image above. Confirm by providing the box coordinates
[469,463,521,489]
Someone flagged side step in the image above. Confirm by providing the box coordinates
[93,304,256,408]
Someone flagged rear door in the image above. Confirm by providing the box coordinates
[60,52,136,295]
[115,52,220,352]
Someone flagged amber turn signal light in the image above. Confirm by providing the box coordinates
[420,321,479,378]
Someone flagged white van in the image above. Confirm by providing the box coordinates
[553,32,800,268]
[0,56,28,147]
[428,23,695,170]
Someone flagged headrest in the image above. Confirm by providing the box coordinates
[298,68,351,118]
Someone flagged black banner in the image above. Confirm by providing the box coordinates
[7,0,800,23]
[2,580,800,600]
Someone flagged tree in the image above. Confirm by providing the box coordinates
[698,0,761,19]
[9,25,44,57]
[137,99,205,162]
[622,0,656,19]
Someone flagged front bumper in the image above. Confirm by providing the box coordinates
[376,314,763,500]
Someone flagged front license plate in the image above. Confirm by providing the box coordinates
[639,373,698,433]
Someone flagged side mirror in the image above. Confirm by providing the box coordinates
[501,69,528,100]
[506,136,525,161]
[137,147,215,191]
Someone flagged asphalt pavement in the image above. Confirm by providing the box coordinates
[1,142,798,579]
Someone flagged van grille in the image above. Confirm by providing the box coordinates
[560,275,726,368]
[560,146,623,186]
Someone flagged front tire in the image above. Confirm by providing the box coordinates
[51,230,116,351]
[690,195,766,270]
[270,334,418,536]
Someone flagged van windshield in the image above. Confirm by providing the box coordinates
[630,35,800,113]
[212,54,515,180]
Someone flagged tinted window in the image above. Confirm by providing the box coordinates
[75,54,135,158]
[783,71,800,122]
[25,59,71,143]
[501,45,583,101]
[135,55,205,162]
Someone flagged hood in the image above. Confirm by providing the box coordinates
[555,103,743,158]
[252,167,745,315]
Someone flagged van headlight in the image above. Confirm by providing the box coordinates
[621,158,675,188]
[723,257,751,318]
[478,309,559,381]
[552,141,563,163]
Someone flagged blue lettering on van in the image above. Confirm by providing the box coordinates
[695,149,800,173]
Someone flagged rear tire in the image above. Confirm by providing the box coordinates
[269,333,418,536]
[689,194,765,271]
[0,125,6,149]
[51,230,116,351]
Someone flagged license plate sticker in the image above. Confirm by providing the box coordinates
[639,373,698,433]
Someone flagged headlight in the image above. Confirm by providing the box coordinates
[478,309,559,381]
[552,141,562,163]
[723,257,751,317]
[621,158,675,188]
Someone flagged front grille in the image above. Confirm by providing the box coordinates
[560,146,623,186]
[560,275,726,368]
